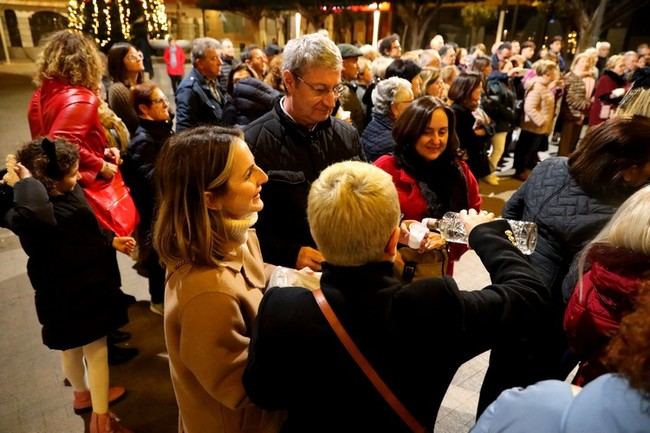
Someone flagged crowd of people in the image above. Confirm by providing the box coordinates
[1,27,650,433]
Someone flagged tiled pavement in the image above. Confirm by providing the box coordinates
[0,61,517,433]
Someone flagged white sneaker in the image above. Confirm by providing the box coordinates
[149,302,164,316]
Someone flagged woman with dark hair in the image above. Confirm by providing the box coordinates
[385,59,423,97]
[374,96,481,274]
[449,71,494,182]
[477,116,650,416]
[107,42,145,135]
[4,138,134,433]
[122,83,173,316]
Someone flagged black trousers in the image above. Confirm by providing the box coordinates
[169,75,182,94]
[513,130,548,175]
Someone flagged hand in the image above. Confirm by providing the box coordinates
[610,87,626,98]
[295,246,324,272]
[459,209,495,240]
[112,236,136,255]
[14,162,32,180]
[399,219,419,245]
[99,161,117,179]
[419,231,446,254]
[104,147,122,165]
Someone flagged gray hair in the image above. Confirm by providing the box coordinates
[191,37,221,65]
[372,77,412,115]
[282,33,341,76]
[370,56,393,80]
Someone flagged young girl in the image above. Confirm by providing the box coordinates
[4,138,135,433]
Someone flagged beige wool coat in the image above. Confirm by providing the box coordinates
[164,230,284,433]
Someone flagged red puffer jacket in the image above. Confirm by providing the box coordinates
[564,244,649,386]
[28,79,107,186]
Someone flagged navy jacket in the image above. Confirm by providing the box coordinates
[232,77,281,126]
[503,157,616,304]
[361,112,396,162]
[175,68,235,131]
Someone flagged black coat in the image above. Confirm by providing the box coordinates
[244,221,547,433]
[232,77,281,126]
[122,119,173,260]
[244,100,363,267]
[4,179,128,350]
[175,68,235,132]
[484,73,516,133]
[451,103,493,178]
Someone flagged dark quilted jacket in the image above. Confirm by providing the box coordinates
[232,77,281,126]
[503,157,616,303]
[244,100,364,268]
[361,112,395,162]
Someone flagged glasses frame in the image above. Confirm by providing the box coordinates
[294,74,347,97]
[126,52,144,62]
[150,97,169,105]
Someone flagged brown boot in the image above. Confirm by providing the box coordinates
[73,387,127,414]
[89,412,133,433]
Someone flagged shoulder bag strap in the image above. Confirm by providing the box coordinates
[312,288,427,433]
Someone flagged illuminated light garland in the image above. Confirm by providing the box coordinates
[67,0,168,46]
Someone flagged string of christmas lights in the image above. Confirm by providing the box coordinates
[67,0,168,48]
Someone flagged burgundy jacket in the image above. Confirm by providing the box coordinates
[28,79,107,187]
[564,244,648,386]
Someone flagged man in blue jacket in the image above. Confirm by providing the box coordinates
[175,37,234,131]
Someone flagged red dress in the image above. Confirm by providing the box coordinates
[374,154,482,274]
[28,79,108,187]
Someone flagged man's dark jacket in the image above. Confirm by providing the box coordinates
[244,100,363,267]
[244,221,547,433]
[175,68,234,132]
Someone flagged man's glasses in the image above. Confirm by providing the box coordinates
[151,97,168,105]
[295,74,346,97]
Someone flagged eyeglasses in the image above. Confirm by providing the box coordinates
[295,74,346,97]
[151,97,168,105]
[127,52,144,61]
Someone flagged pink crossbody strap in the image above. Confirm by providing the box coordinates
[312,288,427,433]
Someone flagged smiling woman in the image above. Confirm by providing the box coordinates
[153,126,282,433]
[374,96,482,274]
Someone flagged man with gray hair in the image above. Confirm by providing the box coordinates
[244,32,363,271]
[175,37,233,131]
[218,37,240,90]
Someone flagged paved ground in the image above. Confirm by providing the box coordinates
[0,61,524,433]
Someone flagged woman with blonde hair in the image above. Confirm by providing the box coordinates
[512,60,558,180]
[588,54,627,126]
[558,52,593,156]
[564,184,650,386]
[154,126,284,433]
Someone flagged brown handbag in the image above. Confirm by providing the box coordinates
[312,288,427,433]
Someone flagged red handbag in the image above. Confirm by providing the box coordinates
[83,169,139,237]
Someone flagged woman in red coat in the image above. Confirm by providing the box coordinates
[28,30,120,189]
[163,37,186,94]
[375,96,481,274]
[588,55,627,127]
